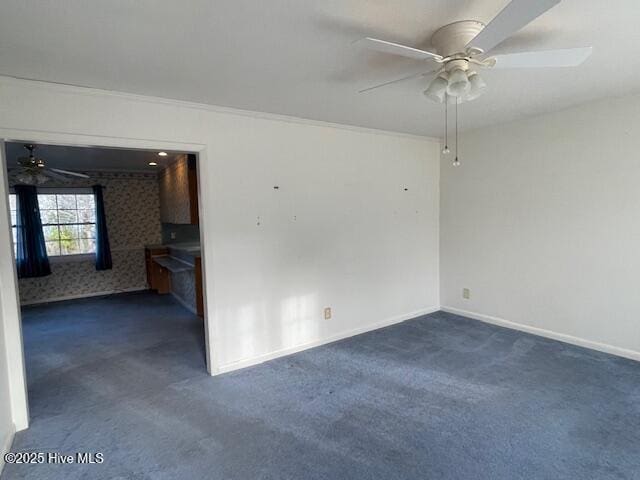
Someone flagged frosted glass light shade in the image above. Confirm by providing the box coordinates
[466,71,487,101]
[423,75,448,103]
[446,68,470,97]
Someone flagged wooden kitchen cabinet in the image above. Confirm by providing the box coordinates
[145,247,170,294]
[158,154,199,225]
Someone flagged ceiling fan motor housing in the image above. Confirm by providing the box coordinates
[444,59,470,73]
[430,20,486,58]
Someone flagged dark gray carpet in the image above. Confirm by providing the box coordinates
[3,292,640,479]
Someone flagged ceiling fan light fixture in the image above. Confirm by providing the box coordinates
[423,74,448,103]
[465,71,487,101]
[446,68,470,97]
[16,144,90,184]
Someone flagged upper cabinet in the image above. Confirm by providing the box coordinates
[159,154,199,225]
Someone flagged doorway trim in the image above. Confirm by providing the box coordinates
[0,128,217,432]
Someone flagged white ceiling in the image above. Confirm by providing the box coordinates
[1,0,639,137]
[5,142,182,172]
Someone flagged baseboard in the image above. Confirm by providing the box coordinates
[216,306,440,374]
[441,306,640,363]
[0,423,16,476]
[20,287,148,306]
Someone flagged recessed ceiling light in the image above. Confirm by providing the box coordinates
[148,162,158,166]
[158,151,168,157]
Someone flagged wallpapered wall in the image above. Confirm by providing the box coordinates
[159,154,192,224]
[8,170,162,305]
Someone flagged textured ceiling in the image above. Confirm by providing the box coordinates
[1,0,639,136]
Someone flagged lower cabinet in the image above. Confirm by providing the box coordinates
[145,247,170,294]
[145,247,203,317]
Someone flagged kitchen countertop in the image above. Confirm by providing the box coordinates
[152,255,194,273]
[147,243,200,273]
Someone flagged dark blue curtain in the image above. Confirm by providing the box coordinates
[93,185,112,270]
[14,185,51,278]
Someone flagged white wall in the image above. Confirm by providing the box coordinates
[0,138,27,442]
[0,76,440,426]
[0,292,16,475]
[209,116,440,370]
[441,94,640,359]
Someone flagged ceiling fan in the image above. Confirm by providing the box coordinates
[15,144,90,185]
[355,0,592,102]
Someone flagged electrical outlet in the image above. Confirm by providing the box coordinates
[463,288,470,300]
[324,307,332,320]
[170,232,176,240]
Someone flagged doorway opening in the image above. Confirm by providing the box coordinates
[2,140,211,427]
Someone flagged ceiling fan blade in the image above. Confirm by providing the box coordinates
[42,169,73,181]
[359,68,440,93]
[467,0,561,54]
[355,37,443,61]
[49,168,90,178]
[490,47,592,69]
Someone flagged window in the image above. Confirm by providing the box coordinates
[9,192,96,257]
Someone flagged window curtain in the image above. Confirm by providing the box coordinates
[93,185,112,270]
[14,185,51,278]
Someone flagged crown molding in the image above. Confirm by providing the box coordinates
[0,75,440,143]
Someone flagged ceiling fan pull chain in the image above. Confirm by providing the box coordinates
[453,99,460,167]
[442,95,450,155]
